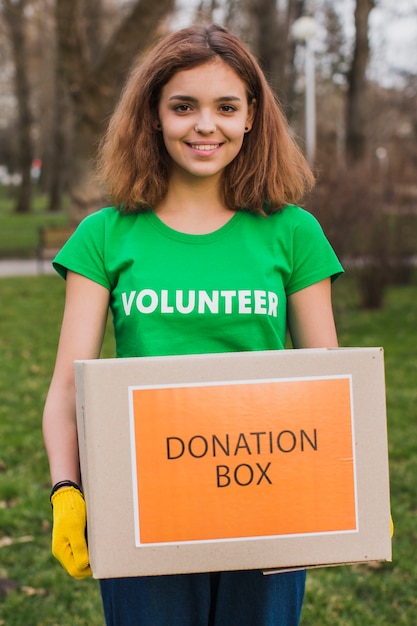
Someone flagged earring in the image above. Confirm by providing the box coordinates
[245,126,249,131]
[156,123,161,130]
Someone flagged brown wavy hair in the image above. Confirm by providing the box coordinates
[97,23,314,214]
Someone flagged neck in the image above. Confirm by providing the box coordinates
[155,172,235,234]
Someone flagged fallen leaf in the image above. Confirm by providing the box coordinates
[21,586,47,597]
[0,538,12,548]
[0,499,18,509]
[42,519,51,533]
[366,561,384,570]
[0,535,34,549]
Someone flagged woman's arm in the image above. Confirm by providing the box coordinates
[42,271,110,485]
[287,277,338,349]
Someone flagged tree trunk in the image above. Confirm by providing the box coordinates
[345,0,375,164]
[82,0,103,63]
[46,1,73,213]
[247,0,282,96]
[56,0,175,220]
[284,0,306,114]
[3,0,34,214]
[48,68,71,213]
[242,0,305,104]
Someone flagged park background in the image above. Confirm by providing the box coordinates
[0,0,416,624]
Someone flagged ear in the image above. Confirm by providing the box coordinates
[245,98,256,133]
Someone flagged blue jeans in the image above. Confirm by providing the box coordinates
[100,569,306,626]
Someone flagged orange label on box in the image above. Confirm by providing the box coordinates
[129,376,357,545]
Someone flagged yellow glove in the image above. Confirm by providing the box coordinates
[51,485,92,579]
[390,515,394,538]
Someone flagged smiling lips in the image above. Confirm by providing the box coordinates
[187,143,222,152]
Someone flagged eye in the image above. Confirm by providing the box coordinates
[219,104,237,113]
[173,103,192,113]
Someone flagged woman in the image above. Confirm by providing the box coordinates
[43,23,343,626]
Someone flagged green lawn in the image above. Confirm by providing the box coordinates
[301,278,417,625]
[0,274,416,625]
[0,190,69,259]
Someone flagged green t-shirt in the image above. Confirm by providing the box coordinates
[53,205,343,358]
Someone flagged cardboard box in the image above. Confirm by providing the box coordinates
[74,348,392,579]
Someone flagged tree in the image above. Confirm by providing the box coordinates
[2,0,34,213]
[47,2,71,213]
[246,0,282,95]
[345,0,375,163]
[222,0,306,105]
[56,0,175,220]
[320,0,350,86]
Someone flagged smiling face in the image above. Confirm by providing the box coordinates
[157,59,255,185]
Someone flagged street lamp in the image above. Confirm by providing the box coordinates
[291,16,319,166]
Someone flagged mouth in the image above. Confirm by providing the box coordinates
[186,143,222,152]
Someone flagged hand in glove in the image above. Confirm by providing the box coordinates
[51,485,92,579]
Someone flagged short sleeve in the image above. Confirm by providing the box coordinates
[285,208,344,295]
[53,210,111,290]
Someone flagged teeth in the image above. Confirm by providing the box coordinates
[191,144,219,151]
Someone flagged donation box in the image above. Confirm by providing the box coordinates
[74,348,392,579]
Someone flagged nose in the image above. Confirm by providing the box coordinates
[194,111,216,135]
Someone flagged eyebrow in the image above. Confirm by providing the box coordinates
[168,95,242,103]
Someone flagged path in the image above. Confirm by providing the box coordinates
[0,259,54,277]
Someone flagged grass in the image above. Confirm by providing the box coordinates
[0,276,113,626]
[0,188,69,259]
[0,272,416,624]
[300,278,417,625]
